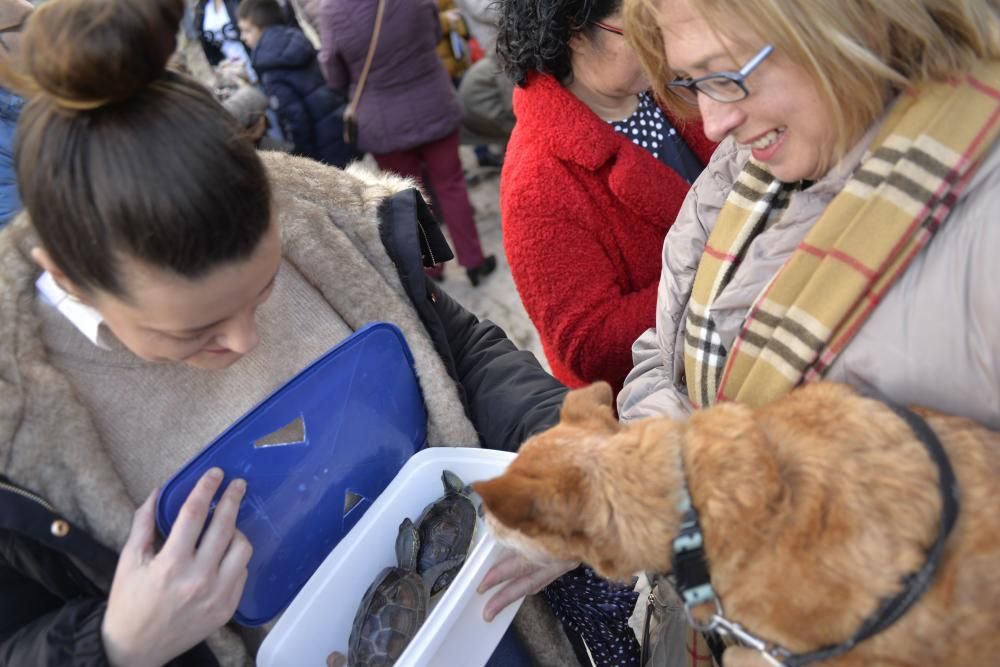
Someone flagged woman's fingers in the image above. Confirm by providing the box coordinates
[478,552,578,622]
[121,487,159,568]
[103,472,253,667]
[224,567,251,617]
[215,530,253,618]
[161,468,225,559]
[218,529,254,582]
[195,478,247,567]
[477,550,526,593]
[483,580,526,622]
[483,568,558,622]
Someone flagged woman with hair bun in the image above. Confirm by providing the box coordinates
[0,0,572,664]
[495,0,716,397]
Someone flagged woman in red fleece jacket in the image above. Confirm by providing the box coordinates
[497,0,716,395]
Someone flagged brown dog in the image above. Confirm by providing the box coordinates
[473,382,1000,666]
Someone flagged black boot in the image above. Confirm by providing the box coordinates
[466,255,497,286]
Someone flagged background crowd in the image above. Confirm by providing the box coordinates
[0,0,997,667]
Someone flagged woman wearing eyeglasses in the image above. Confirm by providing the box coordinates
[0,0,571,664]
[485,3,716,665]
[495,0,717,400]
[619,0,1000,663]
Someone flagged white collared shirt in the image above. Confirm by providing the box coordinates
[35,271,110,350]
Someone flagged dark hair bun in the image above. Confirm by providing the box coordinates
[22,0,184,109]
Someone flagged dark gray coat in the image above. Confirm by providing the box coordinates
[318,0,463,155]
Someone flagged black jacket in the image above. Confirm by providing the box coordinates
[0,189,566,666]
[251,26,358,168]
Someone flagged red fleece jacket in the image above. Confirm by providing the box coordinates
[501,73,717,394]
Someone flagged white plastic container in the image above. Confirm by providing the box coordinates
[258,447,521,667]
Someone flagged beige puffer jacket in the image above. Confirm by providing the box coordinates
[618,115,1000,429]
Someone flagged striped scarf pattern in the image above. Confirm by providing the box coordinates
[685,60,1000,409]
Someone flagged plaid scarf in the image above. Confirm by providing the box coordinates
[684,60,1000,409]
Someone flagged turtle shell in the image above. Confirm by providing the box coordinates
[347,565,427,667]
[415,479,478,595]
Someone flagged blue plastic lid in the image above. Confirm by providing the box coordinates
[155,322,426,626]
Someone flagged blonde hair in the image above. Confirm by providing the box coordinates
[624,0,1000,164]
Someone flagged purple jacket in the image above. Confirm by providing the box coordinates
[319,0,463,155]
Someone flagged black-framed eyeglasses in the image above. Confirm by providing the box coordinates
[590,20,624,37]
[667,44,773,105]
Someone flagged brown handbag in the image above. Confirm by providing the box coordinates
[342,0,387,145]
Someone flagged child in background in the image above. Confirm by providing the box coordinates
[237,0,357,167]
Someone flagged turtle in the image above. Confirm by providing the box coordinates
[414,469,480,595]
[345,518,461,667]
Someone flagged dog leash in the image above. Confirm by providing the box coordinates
[666,403,960,667]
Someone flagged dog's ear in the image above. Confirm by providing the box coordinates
[473,474,543,530]
[473,466,588,538]
[559,382,618,433]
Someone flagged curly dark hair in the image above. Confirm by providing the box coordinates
[495,0,622,86]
